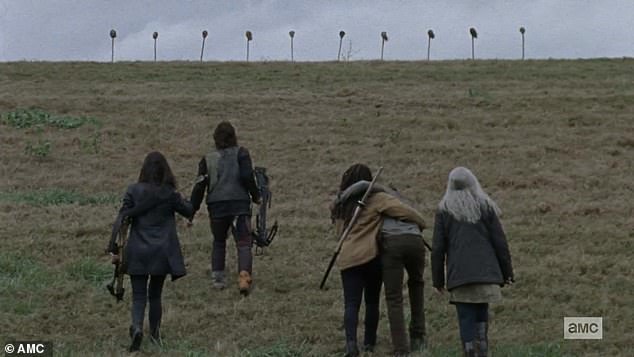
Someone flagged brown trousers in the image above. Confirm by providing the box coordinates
[381,233,426,354]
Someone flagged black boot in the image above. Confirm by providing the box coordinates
[129,325,143,352]
[475,322,488,357]
[344,340,359,357]
[463,341,475,357]
[410,335,426,352]
[362,329,376,353]
[149,325,162,346]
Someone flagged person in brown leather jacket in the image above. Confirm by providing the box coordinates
[330,164,426,357]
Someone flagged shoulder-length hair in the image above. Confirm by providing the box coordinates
[138,151,177,188]
[438,166,499,223]
[213,121,238,149]
[331,163,373,224]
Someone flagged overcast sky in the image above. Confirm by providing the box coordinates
[1,0,633,62]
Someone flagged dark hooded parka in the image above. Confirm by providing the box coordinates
[110,182,193,280]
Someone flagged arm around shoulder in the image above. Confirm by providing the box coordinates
[374,192,426,230]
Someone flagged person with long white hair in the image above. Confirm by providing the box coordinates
[431,167,514,357]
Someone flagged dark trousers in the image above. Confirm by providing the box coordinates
[130,275,166,332]
[209,215,253,273]
[381,234,426,354]
[340,257,382,347]
[455,303,489,343]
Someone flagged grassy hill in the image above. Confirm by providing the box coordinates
[0,59,632,356]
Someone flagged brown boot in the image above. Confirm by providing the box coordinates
[238,271,252,295]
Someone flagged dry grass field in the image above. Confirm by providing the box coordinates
[0,59,632,356]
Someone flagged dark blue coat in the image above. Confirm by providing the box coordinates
[431,209,514,290]
[110,183,193,280]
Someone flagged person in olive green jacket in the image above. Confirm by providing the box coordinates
[330,164,426,357]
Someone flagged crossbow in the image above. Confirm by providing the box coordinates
[252,167,278,253]
[107,217,129,302]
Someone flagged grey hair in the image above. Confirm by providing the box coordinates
[438,167,500,223]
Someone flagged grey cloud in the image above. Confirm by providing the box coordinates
[1,0,632,62]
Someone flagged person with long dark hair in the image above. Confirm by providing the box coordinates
[190,121,260,294]
[330,164,426,357]
[108,151,193,352]
[431,167,514,356]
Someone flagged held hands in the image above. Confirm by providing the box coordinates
[186,213,195,228]
[433,287,445,295]
[110,253,120,264]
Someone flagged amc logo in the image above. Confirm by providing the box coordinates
[564,317,603,339]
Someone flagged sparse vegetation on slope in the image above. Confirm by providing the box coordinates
[0,59,632,356]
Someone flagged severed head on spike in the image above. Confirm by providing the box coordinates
[469,27,478,39]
